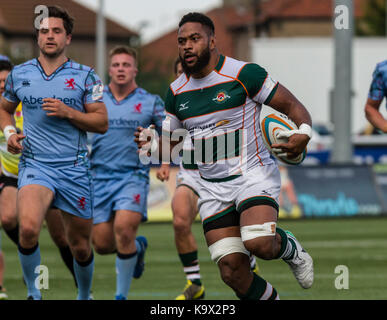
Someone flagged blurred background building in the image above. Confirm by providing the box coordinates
[1,0,387,142]
[0,0,138,67]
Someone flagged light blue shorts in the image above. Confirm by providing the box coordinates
[92,169,149,225]
[18,158,94,219]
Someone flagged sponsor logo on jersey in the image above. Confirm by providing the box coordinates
[215,120,230,127]
[212,90,231,104]
[109,118,140,128]
[22,80,31,87]
[65,78,76,90]
[134,103,142,113]
[178,101,190,111]
[22,96,77,106]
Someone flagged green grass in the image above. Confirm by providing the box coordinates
[1,217,387,300]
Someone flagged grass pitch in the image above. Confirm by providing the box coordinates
[1,217,387,300]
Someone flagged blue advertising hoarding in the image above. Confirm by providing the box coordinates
[286,165,386,218]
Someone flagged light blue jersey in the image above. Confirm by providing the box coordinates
[90,86,165,178]
[369,60,387,102]
[91,86,165,224]
[2,58,104,164]
[2,58,103,219]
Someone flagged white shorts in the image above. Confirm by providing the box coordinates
[197,164,281,233]
[176,165,201,197]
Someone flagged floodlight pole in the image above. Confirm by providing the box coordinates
[96,0,106,84]
[331,0,353,163]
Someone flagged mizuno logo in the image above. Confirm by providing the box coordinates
[178,101,190,111]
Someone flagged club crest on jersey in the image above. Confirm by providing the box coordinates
[212,90,230,104]
[134,103,142,113]
[65,78,76,90]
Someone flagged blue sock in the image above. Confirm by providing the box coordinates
[115,250,138,299]
[18,243,41,299]
[73,252,94,300]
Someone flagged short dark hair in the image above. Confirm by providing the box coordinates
[178,12,215,35]
[0,60,13,72]
[38,5,74,35]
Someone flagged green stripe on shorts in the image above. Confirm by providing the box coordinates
[237,196,279,213]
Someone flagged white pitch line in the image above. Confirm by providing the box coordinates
[302,239,387,248]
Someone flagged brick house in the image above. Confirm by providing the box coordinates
[0,0,138,67]
[140,0,367,80]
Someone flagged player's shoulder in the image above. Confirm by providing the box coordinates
[135,87,155,98]
[217,55,248,77]
[135,87,164,103]
[65,59,95,74]
[12,58,38,74]
[170,73,190,95]
[374,60,387,73]
[218,55,266,80]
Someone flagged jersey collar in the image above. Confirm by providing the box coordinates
[214,54,225,73]
[106,85,139,105]
[35,57,70,80]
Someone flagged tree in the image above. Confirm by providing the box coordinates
[356,0,386,36]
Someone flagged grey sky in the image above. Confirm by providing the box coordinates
[75,0,222,44]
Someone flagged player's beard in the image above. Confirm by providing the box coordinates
[180,45,211,75]
[41,45,65,59]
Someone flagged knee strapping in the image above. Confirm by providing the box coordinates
[208,237,249,264]
[240,222,276,242]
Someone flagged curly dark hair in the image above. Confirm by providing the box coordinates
[178,12,215,35]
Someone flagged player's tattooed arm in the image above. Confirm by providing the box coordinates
[364,98,387,132]
[42,98,108,134]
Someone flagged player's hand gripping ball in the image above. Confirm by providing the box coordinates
[261,113,307,165]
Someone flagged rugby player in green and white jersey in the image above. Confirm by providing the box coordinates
[136,12,314,300]
[157,58,260,300]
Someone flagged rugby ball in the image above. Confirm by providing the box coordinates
[261,113,306,165]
